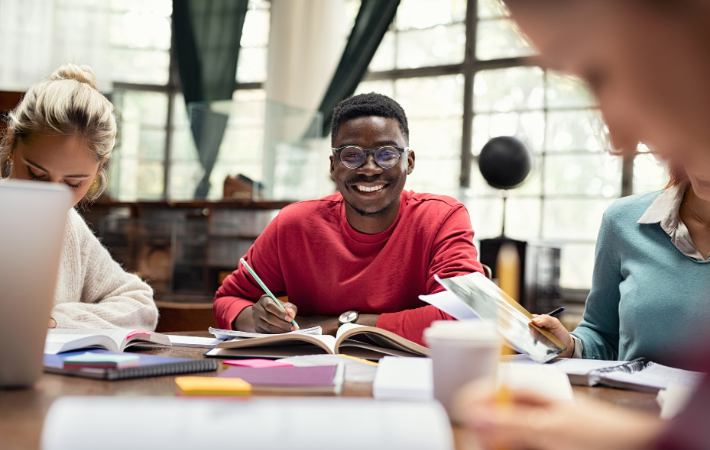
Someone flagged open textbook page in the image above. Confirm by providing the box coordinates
[45,329,170,354]
[434,273,566,363]
[206,323,427,360]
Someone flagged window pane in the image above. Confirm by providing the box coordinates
[472,111,545,154]
[463,196,504,239]
[476,18,534,61]
[546,72,596,110]
[110,48,170,85]
[355,80,395,98]
[545,109,606,152]
[396,0,466,30]
[634,153,668,194]
[504,198,541,240]
[543,153,621,198]
[237,47,268,83]
[240,9,269,48]
[369,31,396,71]
[109,1,171,84]
[169,161,202,201]
[137,161,165,200]
[474,67,544,113]
[111,90,167,200]
[115,90,168,126]
[405,118,462,196]
[478,0,509,19]
[396,24,465,69]
[560,243,596,289]
[394,75,463,118]
[542,199,613,241]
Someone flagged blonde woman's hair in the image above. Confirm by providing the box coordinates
[0,63,116,201]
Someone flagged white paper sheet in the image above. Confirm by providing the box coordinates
[41,397,454,450]
[208,326,322,340]
[419,291,479,320]
[167,335,223,348]
[373,357,433,401]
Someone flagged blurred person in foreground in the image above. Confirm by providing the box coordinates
[454,1,710,449]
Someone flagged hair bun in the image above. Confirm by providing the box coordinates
[50,63,99,91]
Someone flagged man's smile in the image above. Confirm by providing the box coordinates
[352,183,388,193]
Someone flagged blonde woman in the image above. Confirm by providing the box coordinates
[0,63,158,330]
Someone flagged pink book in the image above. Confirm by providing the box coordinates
[222,359,293,369]
[219,365,342,394]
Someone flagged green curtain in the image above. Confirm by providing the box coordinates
[312,0,401,138]
[172,0,249,198]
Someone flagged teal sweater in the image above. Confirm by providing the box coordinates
[570,191,710,361]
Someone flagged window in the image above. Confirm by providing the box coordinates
[356,0,667,290]
[106,0,668,291]
[108,0,173,201]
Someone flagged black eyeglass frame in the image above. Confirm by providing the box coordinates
[331,145,411,170]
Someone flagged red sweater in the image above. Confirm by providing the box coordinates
[213,190,483,345]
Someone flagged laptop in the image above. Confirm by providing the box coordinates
[0,180,71,388]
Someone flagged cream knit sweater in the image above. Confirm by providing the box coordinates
[52,208,159,330]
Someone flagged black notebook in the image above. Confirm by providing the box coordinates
[43,350,218,381]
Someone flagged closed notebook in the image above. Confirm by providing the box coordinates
[219,365,343,395]
[175,376,251,396]
[43,350,218,381]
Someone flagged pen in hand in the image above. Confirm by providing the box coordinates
[545,307,565,318]
[239,258,299,330]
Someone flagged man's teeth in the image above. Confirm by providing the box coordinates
[355,185,384,192]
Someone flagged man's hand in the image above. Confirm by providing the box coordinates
[233,295,298,333]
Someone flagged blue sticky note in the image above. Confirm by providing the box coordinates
[63,352,139,365]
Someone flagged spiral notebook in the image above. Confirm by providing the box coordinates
[43,350,218,381]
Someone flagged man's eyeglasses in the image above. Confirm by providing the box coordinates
[332,145,409,170]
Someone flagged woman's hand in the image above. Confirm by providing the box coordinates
[48,318,57,328]
[531,314,574,358]
[452,382,662,450]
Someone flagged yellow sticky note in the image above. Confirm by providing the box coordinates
[175,376,252,396]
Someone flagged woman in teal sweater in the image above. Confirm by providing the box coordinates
[534,162,710,360]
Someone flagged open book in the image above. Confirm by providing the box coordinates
[421,273,566,363]
[45,329,171,355]
[204,323,428,360]
[550,358,705,394]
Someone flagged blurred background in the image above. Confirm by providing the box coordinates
[0,0,668,329]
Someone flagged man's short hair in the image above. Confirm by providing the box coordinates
[331,93,409,145]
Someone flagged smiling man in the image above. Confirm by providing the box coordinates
[213,93,483,345]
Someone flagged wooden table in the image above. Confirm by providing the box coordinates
[0,333,660,450]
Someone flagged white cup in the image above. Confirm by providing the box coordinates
[424,319,501,416]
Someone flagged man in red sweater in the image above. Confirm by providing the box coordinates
[214,93,483,345]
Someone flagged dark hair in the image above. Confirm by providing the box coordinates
[330,93,409,145]
[664,159,688,189]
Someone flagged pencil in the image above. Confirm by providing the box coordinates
[239,258,298,329]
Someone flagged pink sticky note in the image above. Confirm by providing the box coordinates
[127,330,152,339]
[222,359,293,369]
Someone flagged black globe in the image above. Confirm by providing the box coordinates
[478,136,533,190]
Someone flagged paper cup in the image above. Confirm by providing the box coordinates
[424,319,501,416]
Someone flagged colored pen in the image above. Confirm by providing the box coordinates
[545,307,566,317]
[239,258,299,329]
